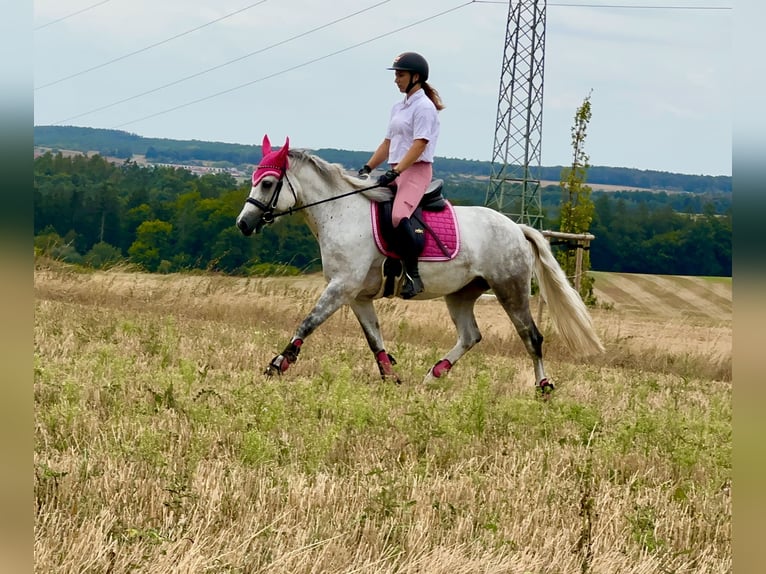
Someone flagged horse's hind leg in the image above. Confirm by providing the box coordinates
[350,298,401,383]
[492,280,553,394]
[424,289,484,383]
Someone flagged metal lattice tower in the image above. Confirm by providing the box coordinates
[484,0,547,229]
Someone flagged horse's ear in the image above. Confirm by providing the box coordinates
[262,135,272,157]
[273,137,290,170]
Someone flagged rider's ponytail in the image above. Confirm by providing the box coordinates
[423,82,445,111]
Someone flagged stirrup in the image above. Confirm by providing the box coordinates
[400,274,424,299]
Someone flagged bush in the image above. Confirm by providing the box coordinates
[34,229,84,264]
[84,242,123,269]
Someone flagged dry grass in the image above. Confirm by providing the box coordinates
[34,260,731,573]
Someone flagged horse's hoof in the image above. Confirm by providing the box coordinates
[263,364,279,377]
[376,351,400,382]
[385,373,403,385]
[380,372,402,384]
[264,355,287,377]
[537,378,555,399]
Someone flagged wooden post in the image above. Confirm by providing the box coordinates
[575,245,584,292]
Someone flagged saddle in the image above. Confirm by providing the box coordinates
[372,179,460,297]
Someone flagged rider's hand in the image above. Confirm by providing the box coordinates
[358,164,372,177]
[377,169,399,187]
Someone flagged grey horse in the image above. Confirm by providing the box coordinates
[236,136,603,391]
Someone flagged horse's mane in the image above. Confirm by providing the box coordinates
[288,149,393,203]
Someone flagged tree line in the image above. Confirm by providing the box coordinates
[451,182,731,277]
[33,152,320,275]
[35,125,731,192]
[33,151,731,277]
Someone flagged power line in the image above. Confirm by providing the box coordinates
[551,2,731,8]
[46,0,729,129]
[34,0,115,31]
[35,0,271,90]
[107,1,475,130]
[51,0,393,125]
[474,1,731,8]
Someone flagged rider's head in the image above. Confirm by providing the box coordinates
[388,52,429,94]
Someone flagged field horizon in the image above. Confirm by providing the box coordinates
[34,261,731,573]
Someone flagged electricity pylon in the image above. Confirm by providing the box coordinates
[484,0,547,229]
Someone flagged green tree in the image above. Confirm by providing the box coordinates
[199,189,256,273]
[128,220,174,272]
[557,92,596,302]
[171,190,205,265]
[209,226,255,273]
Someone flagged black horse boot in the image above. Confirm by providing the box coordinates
[396,217,424,299]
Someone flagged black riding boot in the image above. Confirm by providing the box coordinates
[396,217,424,299]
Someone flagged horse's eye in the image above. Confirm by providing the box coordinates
[262,180,273,191]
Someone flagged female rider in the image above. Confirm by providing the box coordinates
[359,52,445,299]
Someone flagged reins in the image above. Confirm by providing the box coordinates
[247,172,384,224]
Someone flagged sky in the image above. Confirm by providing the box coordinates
[33,0,733,176]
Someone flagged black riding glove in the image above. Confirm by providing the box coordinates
[377,168,399,187]
[358,164,372,177]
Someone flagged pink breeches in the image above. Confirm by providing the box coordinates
[391,161,433,227]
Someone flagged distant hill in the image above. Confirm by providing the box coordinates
[34,125,731,194]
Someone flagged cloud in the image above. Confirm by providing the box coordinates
[33,0,732,175]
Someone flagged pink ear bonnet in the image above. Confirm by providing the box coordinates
[252,135,290,185]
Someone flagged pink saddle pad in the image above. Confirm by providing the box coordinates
[371,201,460,262]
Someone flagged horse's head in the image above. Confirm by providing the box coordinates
[236,135,297,236]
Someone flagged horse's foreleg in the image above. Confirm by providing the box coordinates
[265,282,349,377]
[349,299,401,383]
[424,292,483,383]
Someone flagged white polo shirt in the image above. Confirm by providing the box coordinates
[385,89,440,164]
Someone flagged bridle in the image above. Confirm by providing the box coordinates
[245,170,383,226]
[245,171,297,225]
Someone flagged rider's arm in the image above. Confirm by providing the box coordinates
[365,139,391,171]
[391,138,428,173]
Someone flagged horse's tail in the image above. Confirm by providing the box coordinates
[520,224,605,355]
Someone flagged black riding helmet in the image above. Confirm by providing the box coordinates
[388,52,429,93]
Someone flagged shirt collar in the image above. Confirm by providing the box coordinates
[403,88,426,106]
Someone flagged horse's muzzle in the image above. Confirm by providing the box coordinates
[237,218,258,236]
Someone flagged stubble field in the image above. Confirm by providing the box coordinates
[34,261,731,573]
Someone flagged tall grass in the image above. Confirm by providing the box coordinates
[34,261,731,573]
